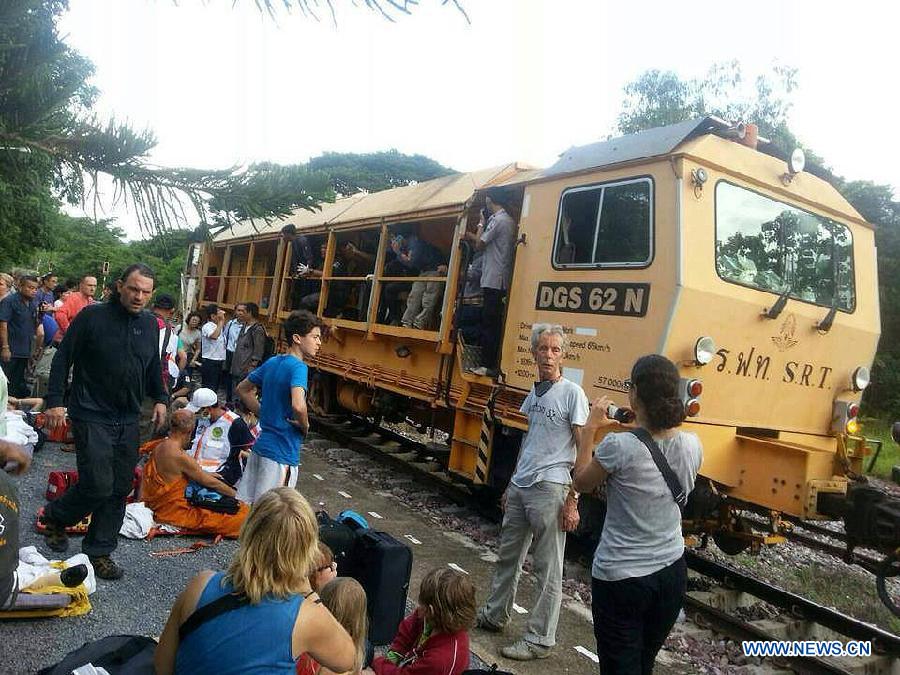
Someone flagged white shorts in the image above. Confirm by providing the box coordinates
[236,452,299,504]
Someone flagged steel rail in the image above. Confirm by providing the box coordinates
[682,595,852,675]
[686,551,900,655]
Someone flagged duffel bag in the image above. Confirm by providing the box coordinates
[38,634,155,675]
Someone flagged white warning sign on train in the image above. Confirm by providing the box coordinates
[535,282,650,317]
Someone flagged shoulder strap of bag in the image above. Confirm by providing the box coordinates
[629,429,687,511]
[94,635,157,668]
[178,592,249,641]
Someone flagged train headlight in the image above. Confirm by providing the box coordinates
[685,399,701,417]
[789,148,806,175]
[851,366,870,392]
[694,336,716,366]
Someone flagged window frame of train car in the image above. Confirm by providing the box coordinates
[550,175,656,271]
[317,215,464,346]
[712,179,857,314]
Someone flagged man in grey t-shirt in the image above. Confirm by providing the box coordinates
[463,188,516,377]
[476,324,589,661]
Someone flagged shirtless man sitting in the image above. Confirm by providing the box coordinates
[142,409,249,538]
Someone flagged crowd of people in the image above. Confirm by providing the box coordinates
[0,241,703,673]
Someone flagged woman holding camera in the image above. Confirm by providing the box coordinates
[574,354,703,674]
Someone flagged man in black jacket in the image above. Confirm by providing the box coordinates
[40,263,168,580]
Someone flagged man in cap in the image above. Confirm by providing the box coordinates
[185,387,255,487]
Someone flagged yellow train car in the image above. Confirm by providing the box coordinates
[188,117,884,554]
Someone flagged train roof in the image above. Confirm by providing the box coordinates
[494,116,868,227]
[212,162,530,243]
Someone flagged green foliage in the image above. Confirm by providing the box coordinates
[308,150,455,196]
[27,214,188,300]
[616,62,833,180]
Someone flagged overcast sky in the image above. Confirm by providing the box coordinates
[59,0,900,239]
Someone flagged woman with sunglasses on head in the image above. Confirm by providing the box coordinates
[574,354,703,675]
[155,488,356,675]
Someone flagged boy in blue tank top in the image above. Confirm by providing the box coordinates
[236,310,322,503]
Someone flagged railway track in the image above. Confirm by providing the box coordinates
[311,413,900,674]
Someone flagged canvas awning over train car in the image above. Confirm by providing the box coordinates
[212,193,368,244]
[212,162,530,245]
[324,163,528,229]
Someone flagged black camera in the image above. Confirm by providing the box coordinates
[606,403,635,424]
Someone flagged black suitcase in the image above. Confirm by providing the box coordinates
[317,510,362,578]
[354,530,413,645]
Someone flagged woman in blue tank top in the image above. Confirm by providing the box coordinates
[154,488,356,675]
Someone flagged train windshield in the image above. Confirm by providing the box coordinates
[715,181,855,312]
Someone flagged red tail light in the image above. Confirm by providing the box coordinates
[686,399,701,416]
[687,379,703,397]
[847,403,860,419]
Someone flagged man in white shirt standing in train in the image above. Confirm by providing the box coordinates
[476,323,588,660]
[464,187,517,377]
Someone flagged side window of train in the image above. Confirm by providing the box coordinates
[553,177,653,268]
[715,181,856,312]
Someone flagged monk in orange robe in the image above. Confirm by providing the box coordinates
[142,409,249,537]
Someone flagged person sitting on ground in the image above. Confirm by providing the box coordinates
[308,542,338,593]
[141,409,249,538]
[297,577,369,675]
[236,310,322,503]
[368,568,475,675]
[573,354,703,675]
[185,388,255,486]
[155,488,357,675]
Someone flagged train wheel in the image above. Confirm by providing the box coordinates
[713,516,753,555]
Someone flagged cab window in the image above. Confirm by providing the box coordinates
[715,181,855,312]
[553,177,653,268]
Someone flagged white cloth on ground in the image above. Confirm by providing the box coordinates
[119,502,156,539]
[17,546,96,594]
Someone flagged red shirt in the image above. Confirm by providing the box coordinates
[372,611,470,675]
[54,293,93,341]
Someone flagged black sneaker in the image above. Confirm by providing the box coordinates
[89,555,124,580]
[39,514,69,553]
